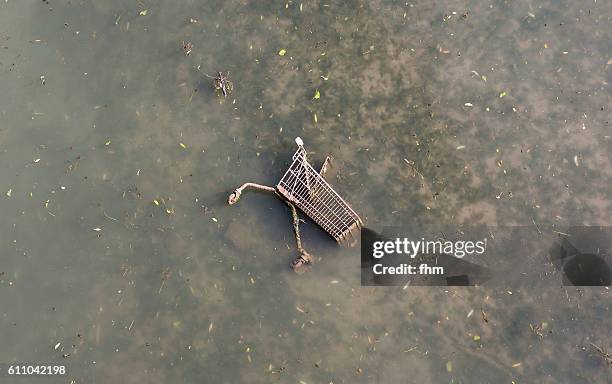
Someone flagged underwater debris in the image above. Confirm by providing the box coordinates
[227,138,362,271]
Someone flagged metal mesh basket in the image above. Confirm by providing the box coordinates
[277,138,363,243]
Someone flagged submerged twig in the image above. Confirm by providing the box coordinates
[194,66,232,97]
[590,342,612,365]
[103,210,118,221]
[194,65,214,79]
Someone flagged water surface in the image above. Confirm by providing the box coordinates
[0,1,610,383]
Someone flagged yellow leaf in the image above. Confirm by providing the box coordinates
[179,142,187,149]
[278,48,286,56]
[313,89,320,100]
[139,10,148,16]
[105,140,111,146]
[499,91,507,98]
[153,199,159,206]
[5,189,11,197]
[473,335,481,341]
[313,113,318,123]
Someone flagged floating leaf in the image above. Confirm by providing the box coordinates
[278,48,286,56]
[6,189,12,197]
[473,335,481,341]
[105,140,111,146]
[313,89,320,100]
[499,91,507,98]
[153,199,159,206]
[179,142,187,149]
[139,10,148,16]
[92,227,102,232]
[313,113,318,123]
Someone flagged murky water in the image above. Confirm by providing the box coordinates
[0,1,610,383]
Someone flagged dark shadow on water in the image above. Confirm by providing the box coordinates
[550,227,612,286]
[551,233,611,286]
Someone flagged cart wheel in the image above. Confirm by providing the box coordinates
[228,190,241,205]
[290,252,311,271]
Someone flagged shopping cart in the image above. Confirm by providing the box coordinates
[277,138,363,243]
[227,137,363,269]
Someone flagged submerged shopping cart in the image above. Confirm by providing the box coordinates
[228,137,363,270]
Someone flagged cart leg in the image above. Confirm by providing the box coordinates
[228,182,277,205]
[287,202,312,270]
[319,156,332,178]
